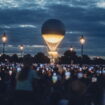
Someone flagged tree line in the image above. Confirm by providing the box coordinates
[0,50,105,65]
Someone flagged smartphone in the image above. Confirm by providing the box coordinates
[65,71,71,80]
[77,72,83,78]
[17,67,21,72]
[92,77,97,83]
[52,73,58,83]
[9,71,12,76]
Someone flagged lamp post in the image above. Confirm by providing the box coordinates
[69,46,74,65]
[80,35,85,57]
[19,45,24,57]
[70,46,74,52]
[1,33,7,55]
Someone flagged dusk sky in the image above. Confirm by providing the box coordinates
[0,0,105,57]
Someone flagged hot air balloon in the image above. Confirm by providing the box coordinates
[41,19,65,62]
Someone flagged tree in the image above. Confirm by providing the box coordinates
[0,54,11,62]
[10,54,19,63]
[82,55,91,64]
[59,50,79,64]
[92,57,105,65]
[34,52,50,63]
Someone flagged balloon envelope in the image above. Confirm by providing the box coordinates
[42,19,65,51]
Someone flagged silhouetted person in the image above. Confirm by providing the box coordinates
[14,55,40,105]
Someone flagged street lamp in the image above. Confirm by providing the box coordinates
[19,45,24,57]
[70,46,74,52]
[80,35,85,57]
[69,46,74,65]
[1,33,7,55]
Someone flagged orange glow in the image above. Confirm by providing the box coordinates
[19,45,24,51]
[2,36,7,43]
[42,34,64,51]
[48,51,58,58]
[80,38,85,44]
[70,47,74,51]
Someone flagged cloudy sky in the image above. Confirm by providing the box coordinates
[0,0,105,57]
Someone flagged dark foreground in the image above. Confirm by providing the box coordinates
[0,63,105,105]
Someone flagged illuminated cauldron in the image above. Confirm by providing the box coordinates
[41,19,65,63]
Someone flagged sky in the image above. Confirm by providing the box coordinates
[0,0,105,57]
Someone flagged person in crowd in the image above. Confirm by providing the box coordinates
[14,55,40,105]
[0,62,105,105]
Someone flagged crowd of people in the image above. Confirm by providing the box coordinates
[0,56,105,105]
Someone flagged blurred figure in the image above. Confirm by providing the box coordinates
[68,80,87,105]
[14,55,40,105]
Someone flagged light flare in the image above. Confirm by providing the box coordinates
[42,34,64,51]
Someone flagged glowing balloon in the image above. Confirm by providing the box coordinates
[41,19,65,59]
